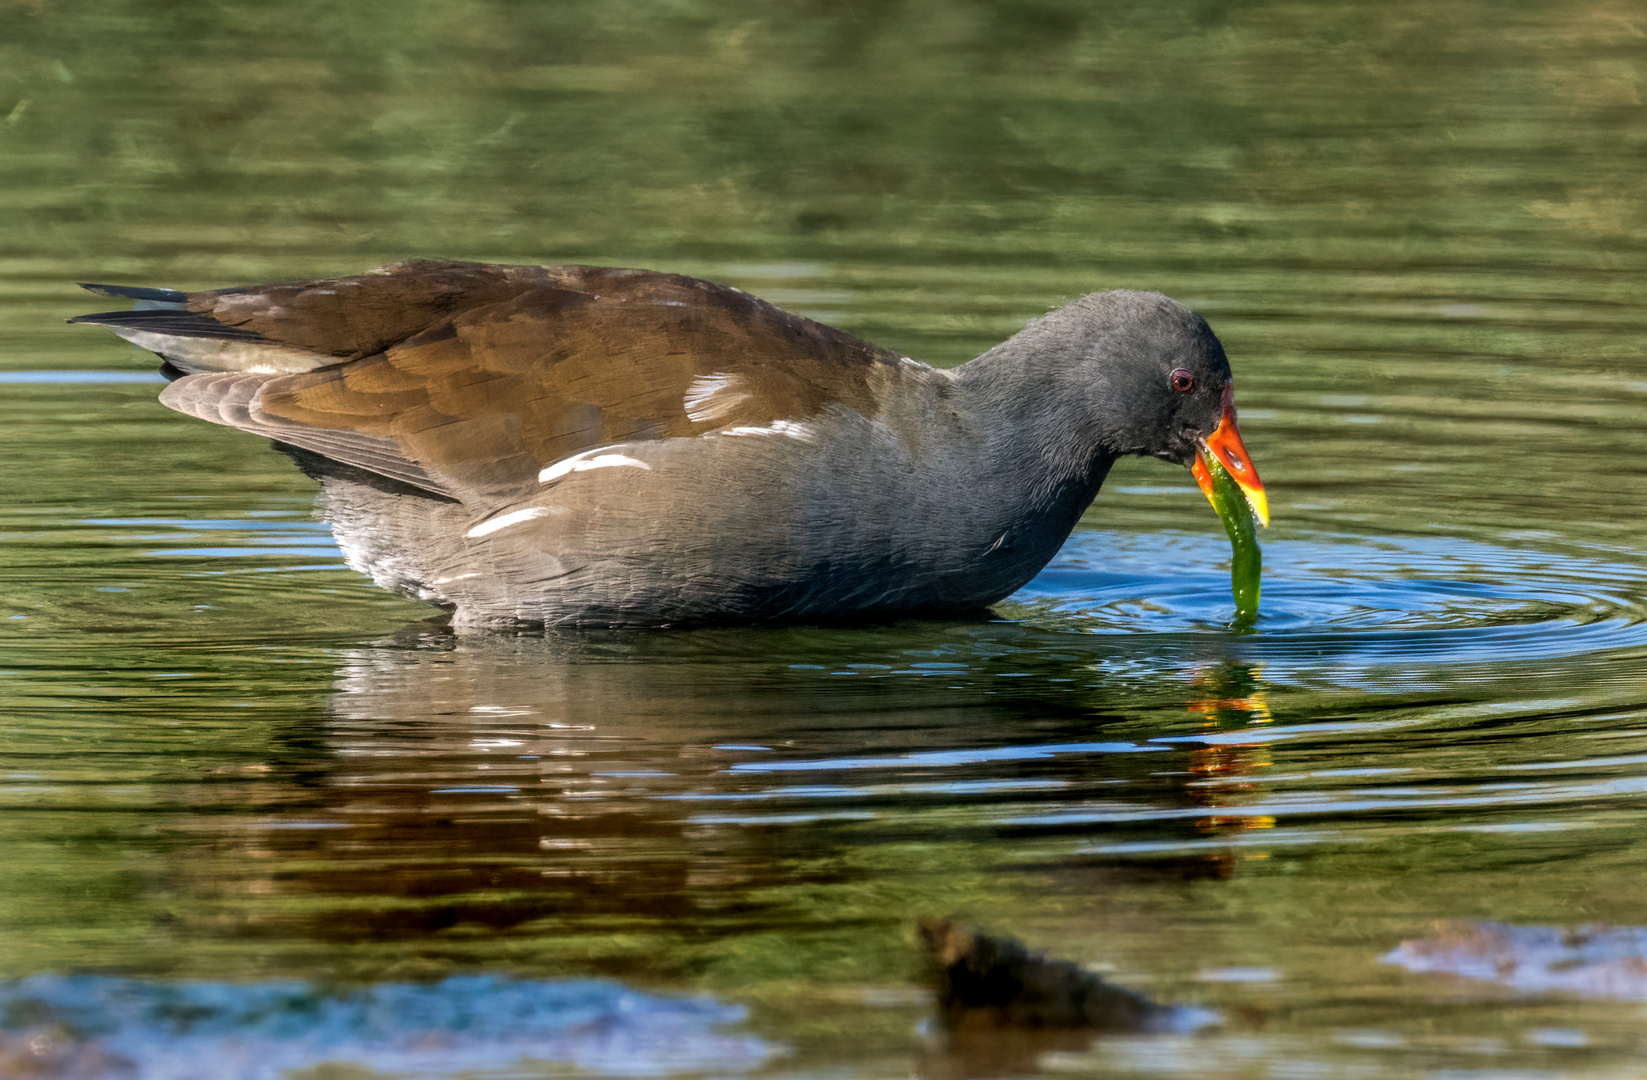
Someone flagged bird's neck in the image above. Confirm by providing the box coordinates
[951,337,1116,505]
[933,341,1119,576]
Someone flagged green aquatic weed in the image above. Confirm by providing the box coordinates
[1201,451,1261,621]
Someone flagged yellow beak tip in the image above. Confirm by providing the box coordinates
[1247,491,1270,527]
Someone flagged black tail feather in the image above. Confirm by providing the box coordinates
[66,307,267,341]
[77,282,188,303]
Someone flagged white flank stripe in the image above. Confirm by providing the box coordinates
[537,451,653,485]
[719,420,815,442]
[465,507,549,539]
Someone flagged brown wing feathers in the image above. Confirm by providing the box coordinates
[194,261,528,361]
[85,261,902,506]
[158,372,448,497]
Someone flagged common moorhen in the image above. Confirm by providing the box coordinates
[72,261,1267,628]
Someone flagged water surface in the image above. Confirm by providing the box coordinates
[3,2,1647,1077]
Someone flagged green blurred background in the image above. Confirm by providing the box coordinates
[8,0,1644,360]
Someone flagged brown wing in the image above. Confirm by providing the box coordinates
[145,261,903,508]
[158,371,446,495]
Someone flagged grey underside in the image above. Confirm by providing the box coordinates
[299,404,1108,629]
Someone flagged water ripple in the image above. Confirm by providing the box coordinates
[1015,530,1647,635]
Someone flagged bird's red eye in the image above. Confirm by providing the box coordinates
[1169,368,1195,394]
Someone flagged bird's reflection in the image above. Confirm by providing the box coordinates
[168,624,1280,989]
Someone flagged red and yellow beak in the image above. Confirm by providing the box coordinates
[1192,384,1269,526]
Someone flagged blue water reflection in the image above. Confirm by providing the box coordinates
[0,975,771,1078]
